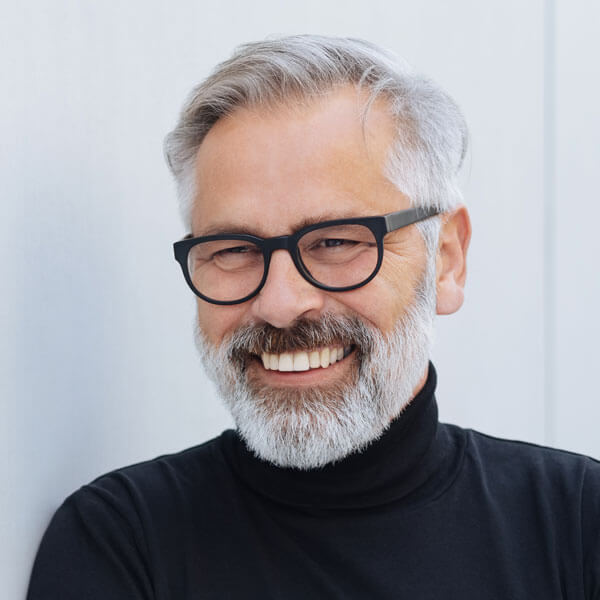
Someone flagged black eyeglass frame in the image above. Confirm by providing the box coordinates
[173,206,441,305]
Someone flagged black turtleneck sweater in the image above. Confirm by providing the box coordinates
[28,365,600,599]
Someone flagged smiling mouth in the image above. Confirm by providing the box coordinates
[258,345,355,372]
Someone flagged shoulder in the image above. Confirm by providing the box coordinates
[439,427,600,596]
[90,433,228,486]
[446,424,600,537]
[46,431,239,548]
[70,432,234,515]
[463,427,600,476]
[455,426,600,511]
[28,433,237,598]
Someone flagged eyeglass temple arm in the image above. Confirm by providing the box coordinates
[384,206,440,233]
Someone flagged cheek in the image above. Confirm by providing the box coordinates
[342,261,423,333]
[378,264,420,306]
[336,283,403,333]
[196,301,248,345]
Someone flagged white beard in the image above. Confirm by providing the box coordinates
[194,256,436,470]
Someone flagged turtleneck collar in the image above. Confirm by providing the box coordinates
[220,363,464,511]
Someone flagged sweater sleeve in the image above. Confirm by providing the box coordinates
[583,459,600,600]
[27,483,155,600]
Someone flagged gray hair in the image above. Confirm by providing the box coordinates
[164,34,468,253]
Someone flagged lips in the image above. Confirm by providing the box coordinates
[260,346,353,372]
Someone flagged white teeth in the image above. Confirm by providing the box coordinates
[261,353,270,369]
[309,350,321,368]
[320,347,330,368]
[278,352,293,372]
[259,345,352,372]
[293,352,310,371]
[329,347,337,364]
[268,353,278,370]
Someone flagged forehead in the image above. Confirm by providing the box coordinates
[191,87,409,236]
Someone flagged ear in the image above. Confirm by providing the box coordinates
[435,205,471,315]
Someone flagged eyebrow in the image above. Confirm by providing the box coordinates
[197,224,264,237]
[195,212,366,238]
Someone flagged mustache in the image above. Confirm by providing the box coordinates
[226,314,375,358]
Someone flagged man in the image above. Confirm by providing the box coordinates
[28,35,599,599]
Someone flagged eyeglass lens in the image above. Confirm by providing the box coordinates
[187,224,378,303]
[297,224,378,287]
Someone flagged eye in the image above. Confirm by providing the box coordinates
[213,245,255,257]
[208,243,263,272]
[309,237,360,251]
[317,238,357,248]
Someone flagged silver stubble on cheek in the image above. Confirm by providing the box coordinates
[193,253,437,470]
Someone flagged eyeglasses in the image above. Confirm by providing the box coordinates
[173,206,440,305]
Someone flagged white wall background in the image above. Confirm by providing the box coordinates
[2,1,599,597]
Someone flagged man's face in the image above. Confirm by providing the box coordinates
[193,89,427,354]
[190,87,436,467]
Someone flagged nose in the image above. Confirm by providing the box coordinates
[249,249,326,328]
